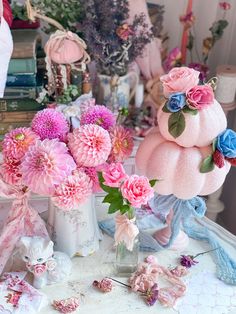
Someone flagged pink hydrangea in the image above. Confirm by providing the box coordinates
[1,158,22,186]
[20,139,76,196]
[121,175,154,208]
[103,163,127,187]
[109,126,134,162]
[80,105,115,131]
[2,127,39,160]
[68,124,112,167]
[52,170,92,210]
[31,108,69,141]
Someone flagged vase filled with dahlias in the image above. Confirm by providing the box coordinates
[80,0,153,111]
[99,163,156,275]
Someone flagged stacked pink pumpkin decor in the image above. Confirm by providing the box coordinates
[136,67,236,253]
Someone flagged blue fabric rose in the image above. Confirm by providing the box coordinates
[167,93,186,113]
[216,129,236,158]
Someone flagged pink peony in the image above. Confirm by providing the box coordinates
[68,124,112,167]
[80,105,115,130]
[109,126,134,162]
[121,175,154,208]
[31,108,69,141]
[84,163,108,193]
[21,139,76,196]
[2,127,39,160]
[186,84,214,110]
[103,163,127,187]
[52,170,92,210]
[1,158,22,186]
[160,67,200,97]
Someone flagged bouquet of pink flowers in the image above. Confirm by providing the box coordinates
[0,99,134,271]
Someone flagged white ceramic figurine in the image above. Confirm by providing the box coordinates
[19,236,72,289]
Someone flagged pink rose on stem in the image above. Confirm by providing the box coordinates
[160,67,200,97]
[186,84,214,110]
[103,163,127,187]
[121,175,154,208]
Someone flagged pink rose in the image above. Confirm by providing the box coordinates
[121,175,154,208]
[103,163,127,187]
[186,84,214,110]
[160,67,200,97]
[33,264,47,277]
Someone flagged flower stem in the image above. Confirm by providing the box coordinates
[193,247,219,259]
[107,277,131,288]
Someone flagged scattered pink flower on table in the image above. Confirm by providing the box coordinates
[109,125,134,162]
[52,170,92,210]
[80,105,115,130]
[219,2,231,10]
[68,124,112,167]
[31,108,69,141]
[186,84,214,110]
[170,266,189,277]
[180,255,198,268]
[52,297,80,313]
[121,175,154,208]
[145,283,159,306]
[21,139,76,196]
[1,158,22,186]
[93,278,113,293]
[160,67,200,97]
[103,163,127,187]
[2,127,39,160]
[145,255,158,264]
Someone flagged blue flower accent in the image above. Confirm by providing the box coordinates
[167,92,186,113]
[216,129,236,158]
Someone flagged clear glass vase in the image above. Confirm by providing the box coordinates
[115,212,139,276]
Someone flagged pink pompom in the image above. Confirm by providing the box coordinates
[21,139,76,196]
[68,124,111,167]
[80,105,115,130]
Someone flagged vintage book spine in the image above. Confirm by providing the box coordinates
[11,30,42,59]
[8,58,37,74]
[0,121,31,137]
[0,111,36,123]
[6,74,37,87]
[0,98,45,112]
[4,86,43,100]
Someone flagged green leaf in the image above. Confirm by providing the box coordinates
[212,138,217,152]
[102,194,115,204]
[183,106,198,115]
[200,155,215,173]
[149,179,157,187]
[168,112,186,138]
[108,199,123,214]
[120,205,131,214]
[162,102,172,113]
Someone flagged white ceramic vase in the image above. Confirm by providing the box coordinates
[47,195,101,257]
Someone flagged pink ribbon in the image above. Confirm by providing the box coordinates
[0,176,49,274]
[114,214,139,251]
[180,0,193,64]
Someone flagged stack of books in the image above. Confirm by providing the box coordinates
[1,29,46,139]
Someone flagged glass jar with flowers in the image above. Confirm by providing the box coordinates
[99,163,156,275]
[80,0,153,111]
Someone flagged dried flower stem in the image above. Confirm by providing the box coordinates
[193,247,219,259]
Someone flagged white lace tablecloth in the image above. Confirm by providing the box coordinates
[37,200,236,314]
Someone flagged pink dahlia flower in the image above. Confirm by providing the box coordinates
[121,175,154,208]
[1,158,22,186]
[2,127,39,160]
[84,163,108,193]
[31,108,69,141]
[109,126,134,162]
[68,124,112,167]
[21,139,76,196]
[80,105,115,131]
[52,170,92,210]
[103,162,127,187]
